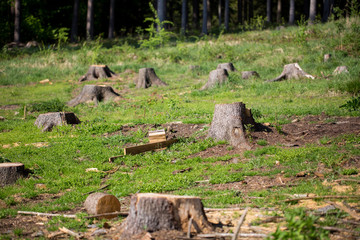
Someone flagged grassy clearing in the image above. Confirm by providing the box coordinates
[0,18,359,237]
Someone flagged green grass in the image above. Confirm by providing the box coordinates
[0,18,359,236]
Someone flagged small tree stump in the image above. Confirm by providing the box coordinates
[217,63,237,72]
[324,54,331,62]
[241,71,260,79]
[208,102,255,149]
[119,193,213,237]
[266,63,315,82]
[35,112,80,132]
[201,69,229,90]
[333,66,349,75]
[84,193,121,219]
[67,85,120,107]
[0,162,25,186]
[78,65,117,82]
[136,68,167,88]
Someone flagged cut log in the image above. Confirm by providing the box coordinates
[148,129,166,143]
[84,192,121,219]
[35,112,80,132]
[78,65,117,82]
[67,85,120,107]
[208,102,256,149]
[333,66,349,75]
[266,63,315,82]
[201,69,229,90]
[124,139,177,155]
[119,193,213,237]
[0,162,25,186]
[217,63,237,72]
[241,71,260,79]
[136,68,167,88]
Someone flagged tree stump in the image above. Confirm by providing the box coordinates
[67,85,120,107]
[119,193,213,237]
[266,63,315,82]
[34,112,80,132]
[217,63,237,72]
[0,163,25,186]
[84,193,121,219]
[136,68,167,88]
[78,65,117,82]
[333,66,349,75]
[201,69,229,90]
[324,54,331,62]
[208,102,256,150]
[241,71,260,79]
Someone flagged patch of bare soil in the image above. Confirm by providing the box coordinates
[0,104,20,110]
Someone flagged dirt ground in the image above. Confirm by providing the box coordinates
[1,115,359,239]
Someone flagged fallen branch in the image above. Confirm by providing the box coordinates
[334,179,360,184]
[321,226,360,235]
[325,201,360,220]
[82,184,110,196]
[283,195,360,203]
[197,233,267,238]
[204,207,242,212]
[108,155,123,163]
[59,227,84,239]
[265,183,298,189]
[232,207,250,240]
[84,211,128,219]
[18,211,76,218]
[47,231,65,239]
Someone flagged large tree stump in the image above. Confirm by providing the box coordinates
[35,112,80,132]
[217,63,237,72]
[119,193,213,238]
[208,102,255,150]
[84,193,121,219]
[241,71,260,79]
[0,163,25,186]
[136,68,167,88]
[266,63,315,82]
[201,69,229,90]
[67,85,120,107]
[78,65,117,82]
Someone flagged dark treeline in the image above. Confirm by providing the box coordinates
[1,0,358,46]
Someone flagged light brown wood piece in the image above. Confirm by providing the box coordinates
[149,129,166,143]
[325,201,360,220]
[0,162,25,186]
[232,207,250,240]
[84,192,121,219]
[17,211,76,218]
[124,139,177,155]
[283,195,360,203]
[85,211,129,219]
[59,227,84,239]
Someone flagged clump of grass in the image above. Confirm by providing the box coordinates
[257,139,268,146]
[29,98,66,112]
[341,168,358,175]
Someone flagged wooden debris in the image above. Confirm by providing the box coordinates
[334,179,360,184]
[59,227,84,239]
[325,201,360,220]
[232,207,250,240]
[108,155,123,163]
[84,192,121,219]
[197,233,267,238]
[148,129,166,143]
[85,211,128,219]
[266,63,315,82]
[124,139,177,155]
[172,167,192,175]
[48,231,65,239]
[333,66,349,75]
[0,162,25,186]
[18,211,76,218]
[82,184,110,196]
[283,195,360,203]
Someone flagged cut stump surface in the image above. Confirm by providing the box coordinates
[84,193,121,219]
[0,162,25,186]
[34,112,80,132]
[78,65,117,82]
[201,69,229,90]
[217,63,237,72]
[67,85,120,107]
[136,68,167,88]
[267,63,315,82]
[119,193,213,237]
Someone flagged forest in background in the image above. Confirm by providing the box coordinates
[1,0,359,47]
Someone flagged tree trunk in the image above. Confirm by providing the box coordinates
[119,193,213,237]
[202,0,208,34]
[218,0,222,26]
[322,0,330,22]
[84,193,121,219]
[108,0,115,39]
[192,0,200,30]
[266,0,272,23]
[266,63,315,82]
[244,0,248,22]
[136,68,167,89]
[224,0,229,31]
[78,65,117,82]
[0,163,25,186]
[207,0,211,29]
[14,0,21,44]
[35,112,81,132]
[289,0,295,25]
[237,0,242,24]
[309,0,316,24]
[86,0,94,40]
[208,102,255,149]
[217,63,237,72]
[71,0,79,42]
[67,85,121,107]
[249,0,253,20]
[201,69,229,90]
[158,0,167,28]
[181,0,188,35]
[303,0,310,19]
[276,0,282,23]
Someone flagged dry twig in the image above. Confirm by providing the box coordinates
[232,207,250,240]
[59,227,84,239]
[324,201,360,220]
[84,211,128,219]
[17,211,76,218]
[283,195,360,203]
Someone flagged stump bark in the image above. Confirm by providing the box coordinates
[201,69,229,90]
[35,112,80,132]
[208,102,255,150]
[0,163,25,186]
[324,54,331,62]
[333,66,349,75]
[241,71,260,79]
[84,193,121,219]
[136,68,167,88]
[67,85,120,107]
[78,65,117,82]
[217,63,237,72]
[266,63,315,82]
[119,193,213,237]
